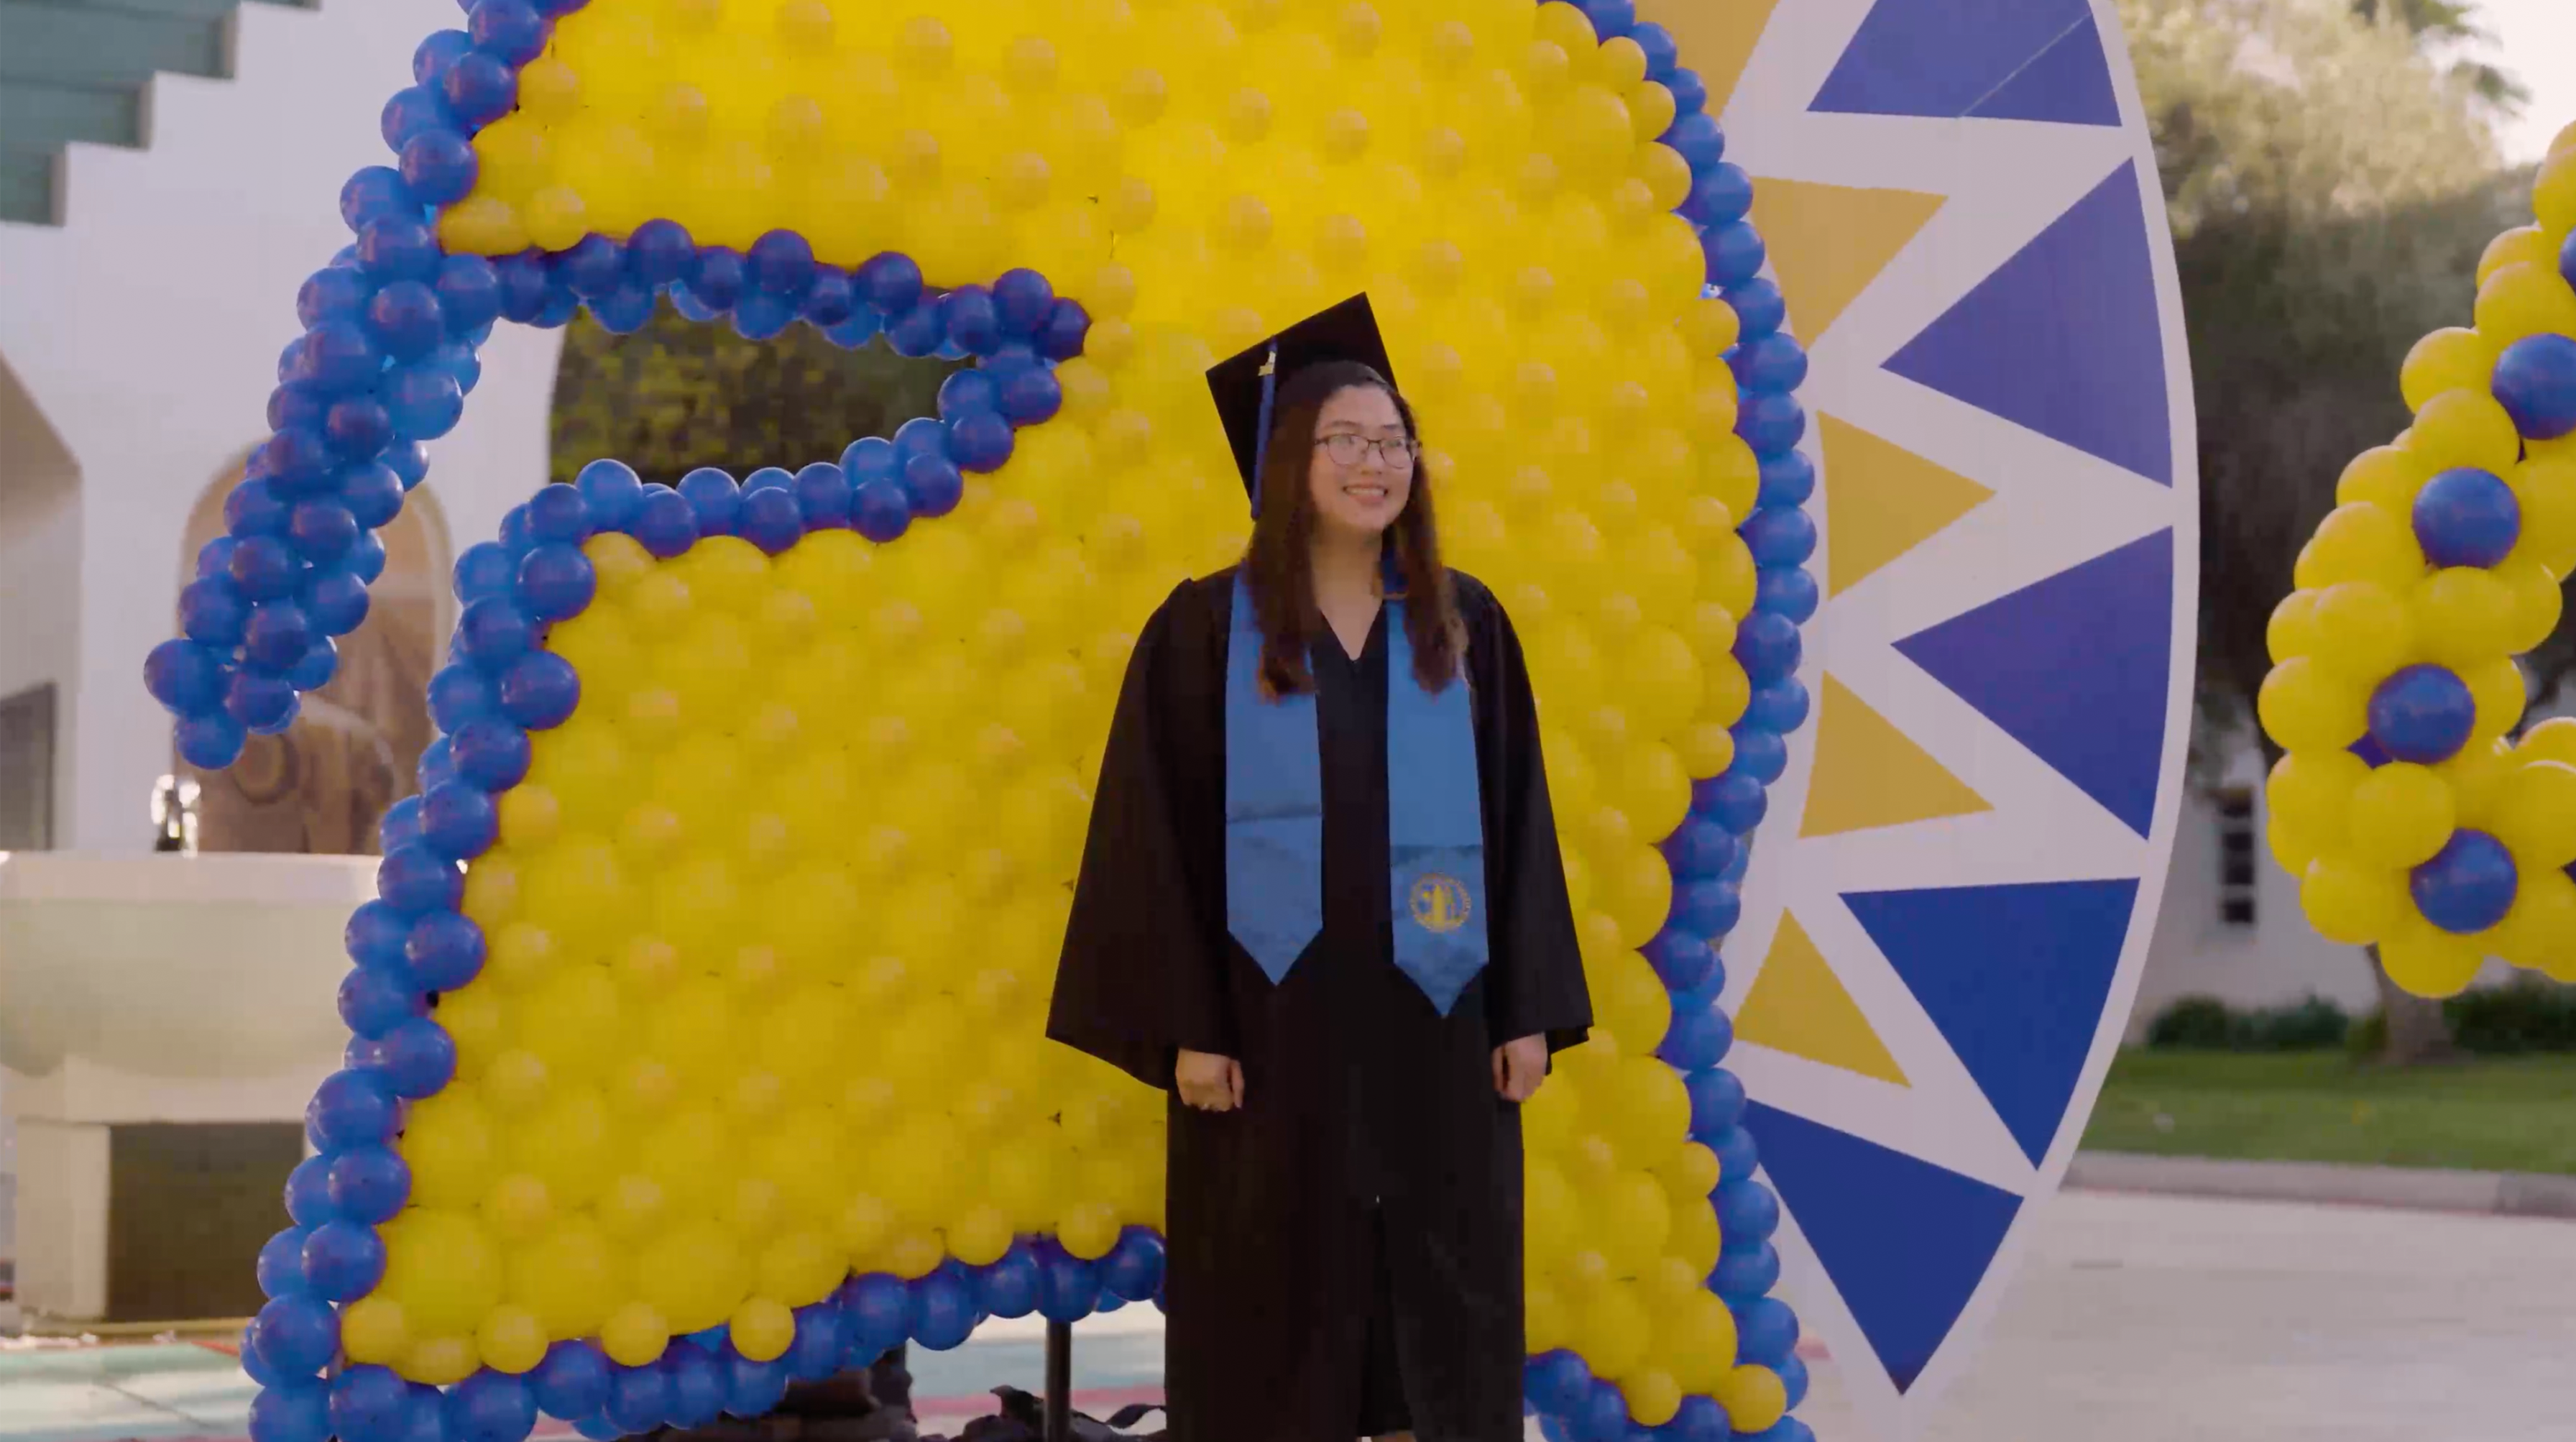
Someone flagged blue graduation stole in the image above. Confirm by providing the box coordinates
[1224,574,1490,1015]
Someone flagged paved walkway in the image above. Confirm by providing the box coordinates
[6,1190,2573,1441]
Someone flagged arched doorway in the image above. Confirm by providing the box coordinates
[175,457,453,855]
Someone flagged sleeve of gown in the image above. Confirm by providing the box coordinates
[1045,580,1236,1091]
[1466,579,1595,1054]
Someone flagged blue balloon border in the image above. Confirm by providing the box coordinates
[145,1,1828,1440]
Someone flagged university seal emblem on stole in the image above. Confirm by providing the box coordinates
[1408,873,1472,934]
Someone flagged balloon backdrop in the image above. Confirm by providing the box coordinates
[153,3,1821,1441]
[2260,119,2576,997]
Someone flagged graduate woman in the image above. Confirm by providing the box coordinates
[1048,295,1593,1442]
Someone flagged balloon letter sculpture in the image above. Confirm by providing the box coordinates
[147,4,1821,1441]
[2259,122,2576,997]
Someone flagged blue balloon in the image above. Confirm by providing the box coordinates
[1665,66,1708,122]
[842,1271,916,1349]
[604,1364,671,1434]
[346,898,414,970]
[689,245,749,310]
[734,485,801,554]
[1695,768,1768,835]
[560,235,626,300]
[1708,1121,1760,1181]
[794,461,854,529]
[224,669,298,733]
[722,1352,788,1420]
[342,166,423,231]
[1662,817,1737,880]
[145,640,227,715]
[823,308,887,349]
[419,779,500,859]
[939,367,1000,418]
[2411,466,2521,568]
[533,1343,614,1421]
[1687,1067,1749,1140]
[1731,1296,1800,1368]
[949,409,1016,473]
[1754,449,1814,508]
[1736,390,1807,456]
[380,842,466,913]
[1102,1227,1167,1300]
[802,267,858,326]
[1746,679,1810,735]
[671,284,724,322]
[493,252,551,323]
[229,476,295,538]
[283,1154,339,1227]
[998,365,1064,425]
[252,1295,339,1378]
[405,909,487,990]
[914,1269,979,1349]
[385,439,432,490]
[993,266,1056,334]
[196,534,242,581]
[1644,926,1716,991]
[2494,333,2576,439]
[2413,828,2518,934]
[842,434,899,488]
[853,477,914,543]
[2368,663,2475,763]
[786,1304,848,1380]
[180,577,251,648]
[287,322,386,397]
[383,364,465,439]
[523,480,590,544]
[326,397,397,461]
[571,1418,621,1442]
[1716,1176,1782,1241]
[339,459,406,528]
[942,283,1003,354]
[1669,878,1741,941]
[1721,277,1785,341]
[1034,1244,1102,1324]
[322,1143,410,1226]
[244,600,316,671]
[1039,297,1092,360]
[679,466,742,535]
[1666,111,1724,170]
[286,638,344,694]
[300,1216,390,1303]
[398,127,479,206]
[1659,997,1733,1071]
[1683,161,1753,226]
[448,1369,538,1442]
[441,47,517,125]
[436,254,502,336]
[332,1368,415,1442]
[1773,1351,1810,1410]
[627,219,694,286]
[1733,610,1802,686]
[450,715,533,790]
[1709,1238,1781,1300]
[1742,1419,1814,1442]
[967,1247,1039,1320]
[1701,219,1766,287]
[428,664,497,733]
[377,1015,458,1096]
[741,465,794,495]
[666,1344,727,1428]
[733,289,799,340]
[748,227,818,298]
[290,496,362,563]
[1573,1377,1630,1442]
[259,1225,316,1300]
[1660,1395,1731,1442]
[902,454,966,518]
[1731,331,1808,393]
[418,735,459,791]
[308,568,372,637]
[1525,1349,1593,1418]
[367,280,448,362]
[857,250,926,313]
[1578,0,1634,37]
[886,297,946,357]
[299,266,375,330]
[250,1382,333,1442]
[1631,21,1678,79]
[1754,566,1820,623]
[339,968,425,1044]
[307,1067,402,1152]
[457,595,538,670]
[515,543,597,620]
[633,485,699,557]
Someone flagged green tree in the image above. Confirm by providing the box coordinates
[548,301,965,487]
[2122,0,2529,1061]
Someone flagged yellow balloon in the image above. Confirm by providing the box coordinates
[1573,1281,1652,1380]
[2399,329,2498,411]
[2510,458,2576,574]
[2307,581,2415,681]
[2345,763,2457,869]
[1714,1365,1791,1433]
[2299,858,2408,945]
[2268,814,2326,875]
[2493,863,2576,973]
[2478,226,2556,286]
[2266,749,2365,848]
[379,1211,505,1336]
[601,1300,671,1368]
[1624,1370,1683,1428]
[2487,760,2576,867]
[2411,568,2519,667]
[2265,590,2321,663]
[2534,146,2576,233]
[730,1298,796,1364]
[2255,657,2367,754]
[2379,915,2485,999]
[340,1296,411,1367]
[477,1305,549,1375]
[2336,445,2432,513]
[2291,502,2423,592]
[2474,261,2576,345]
[1592,1171,1673,1274]
[510,1219,623,1337]
[2406,390,2522,473]
[2461,655,2528,741]
[2435,737,2516,828]
[2497,554,2564,653]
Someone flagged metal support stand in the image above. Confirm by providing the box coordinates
[1044,1318,1074,1442]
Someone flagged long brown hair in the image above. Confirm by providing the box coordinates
[1241,361,1465,697]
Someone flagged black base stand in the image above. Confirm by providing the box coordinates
[1044,1319,1073,1442]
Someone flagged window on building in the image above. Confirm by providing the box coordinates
[2215,786,2256,927]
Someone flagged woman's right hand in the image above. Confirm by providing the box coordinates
[1176,1050,1244,1111]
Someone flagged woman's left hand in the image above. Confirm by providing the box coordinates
[1493,1034,1550,1103]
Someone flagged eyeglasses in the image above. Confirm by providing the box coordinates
[1315,433,1417,469]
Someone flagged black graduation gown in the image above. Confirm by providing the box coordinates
[1047,566,1593,1442]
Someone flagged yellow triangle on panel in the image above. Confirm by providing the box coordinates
[1800,675,1992,837]
[1744,180,1946,343]
[1820,414,1995,595]
[1736,913,1910,1086]
[1637,0,1781,119]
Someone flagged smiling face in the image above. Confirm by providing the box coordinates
[1305,384,1417,543]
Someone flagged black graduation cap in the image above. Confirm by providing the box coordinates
[1206,293,1399,516]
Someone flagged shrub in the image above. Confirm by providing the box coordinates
[2146,994,2351,1051]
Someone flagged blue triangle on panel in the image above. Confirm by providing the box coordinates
[1895,531,2172,835]
[1740,1101,2022,1393]
[1966,11,2120,126]
[1841,878,2139,1166]
[1883,162,2172,485]
[1811,0,2114,125]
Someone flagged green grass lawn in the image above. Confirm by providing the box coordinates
[2082,1050,2576,1175]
